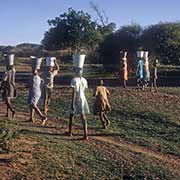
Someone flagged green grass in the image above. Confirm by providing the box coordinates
[0,86,179,179]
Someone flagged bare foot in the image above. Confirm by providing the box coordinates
[12,111,16,119]
[42,117,48,125]
[64,132,73,136]
[83,135,89,140]
[27,118,35,123]
[106,120,110,128]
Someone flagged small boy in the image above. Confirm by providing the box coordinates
[93,80,111,129]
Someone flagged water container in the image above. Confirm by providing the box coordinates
[46,57,56,67]
[123,51,127,58]
[8,54,15,65]
[73,53,86,68]
[137,51,144,58]
[31,56,42,70]
[36,58,42,69]
[144,51,149,59]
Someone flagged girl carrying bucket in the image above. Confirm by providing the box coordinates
[28,57,47,125]
[136,51,144,90]
[119,51,128,88]
[143,51,150,87]
[0,54,16,118]
[67,53,90,140]
[42,56,59,115]
[150,59,159,93]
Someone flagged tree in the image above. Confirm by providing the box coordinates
[42,8,102,51]
[142,22,180,64]
[99,24,143,71]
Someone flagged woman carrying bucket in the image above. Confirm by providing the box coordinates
[120,51,128,88]
[136,51,144,90]
[42,56,59,115]
[28,56,47,125]
[67,53,90,140]
[150,59,159,93]
[0,54,16,118]
[143,51,150,87]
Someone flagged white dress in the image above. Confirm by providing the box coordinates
[70,77,90,114]
[28,75,42,105]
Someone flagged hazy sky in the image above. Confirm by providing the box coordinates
[0,0,179,45]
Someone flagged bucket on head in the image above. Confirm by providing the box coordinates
[7,54,15,65]
[31,56,42,70]
[137,51,144,58]
[36,58,42,70]
[46,57,56,67]
[73,53,86,69]
[120,51,127,59]
[144,51,149,59]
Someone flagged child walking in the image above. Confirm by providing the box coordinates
[0,63,16,118]
[93,80,111,129]
[151,59,159,93]
[67,68,90,140]
[28,68,47,125]
[42,57,59,115]
[120,57,128,88]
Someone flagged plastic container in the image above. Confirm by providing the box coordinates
[46,57,56,67]
[137,51,144,58]
[8,54,15,65]
[73,53,86,68]
[31,56,42,70]
[144,51,149,59]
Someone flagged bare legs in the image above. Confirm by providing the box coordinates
[30,104,47,125]
[43,89,51,115]
[99,112,110,129]
[68,113,88,140]
[123,80,127,88]
[5,97,15,118]
[151,78,158,93]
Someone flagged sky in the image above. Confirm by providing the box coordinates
[0,0,180,46]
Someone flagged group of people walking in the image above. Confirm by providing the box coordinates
[0,52,112,140]
[120,50,159,92]
[0,50,159,140]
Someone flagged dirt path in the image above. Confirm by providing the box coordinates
[1,108,180,179]
[92,136,180,176]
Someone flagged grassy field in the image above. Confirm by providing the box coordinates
[0,85,180,180]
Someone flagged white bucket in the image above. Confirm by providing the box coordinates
[73,53,86,68]
[120,51,127,59]
[31,56,42,70]
[137,51,144,58]
[46,57,56,67]
[144,51,149,59]
[36,58,42,69]
[8,54,15,65]
[124,52,127,58]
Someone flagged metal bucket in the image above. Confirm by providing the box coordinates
[73,53,86,68]
[144,51,149,59]
[46,57,56,67]
[137,51,144,58]
[31,56,42,70]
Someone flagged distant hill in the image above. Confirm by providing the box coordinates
[0,43,43,57]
